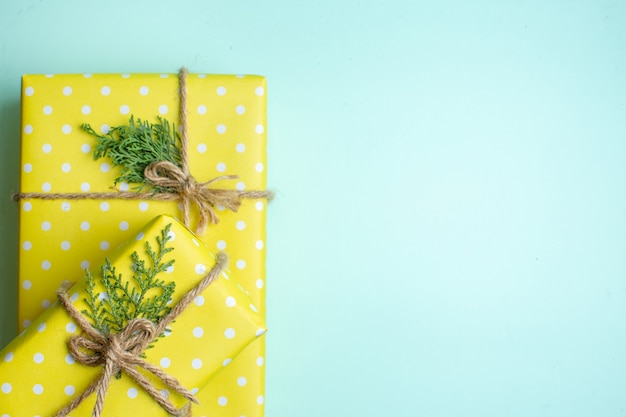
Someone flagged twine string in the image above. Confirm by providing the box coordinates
[55,252,229,417]
[13,67,272,234]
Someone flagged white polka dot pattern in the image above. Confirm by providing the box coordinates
[16,73,268,417]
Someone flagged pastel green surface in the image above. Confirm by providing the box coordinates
[1,1,625,416]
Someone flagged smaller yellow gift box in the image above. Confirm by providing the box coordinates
[0,214,266,417]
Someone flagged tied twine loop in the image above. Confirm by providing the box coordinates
[55,252,230,417]
[144,161,242,231]
[13,67,272,235]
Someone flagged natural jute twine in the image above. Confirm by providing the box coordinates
[14,67,272,234]
[55,251,229,417]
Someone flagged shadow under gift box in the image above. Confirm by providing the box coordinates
[17,72,269,416]
[1,215,266,416]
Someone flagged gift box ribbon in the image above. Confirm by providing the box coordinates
[14,68,272,234]
[54,252,229,417]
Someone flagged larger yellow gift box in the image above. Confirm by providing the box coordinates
[1,215,266,416]
[16,72,269,416]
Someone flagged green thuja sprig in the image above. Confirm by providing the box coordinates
[81,116,182,192]
[82,224,176,339]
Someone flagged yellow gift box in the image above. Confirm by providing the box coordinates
[1,214,266,416]
[17,72,268,416]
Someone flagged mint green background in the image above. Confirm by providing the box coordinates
[1,1,626,415]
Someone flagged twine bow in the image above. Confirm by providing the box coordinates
[55,252,229,417]
[13,67,272,235]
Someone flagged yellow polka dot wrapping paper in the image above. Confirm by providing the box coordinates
[14,73,268,416]
[0,214,266,416]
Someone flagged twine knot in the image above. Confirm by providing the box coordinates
[55,252,230,417]
[144,160,243,234]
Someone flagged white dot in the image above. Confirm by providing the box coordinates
[80,260,90,269]
[66,322,77,333]
[23,319,31,328]
[255,124,264,134]
[42,182,52,192]
[4,352,13,362]
[23,202,32,212]
[159,104,168,114]
[62,124,72,134]
[236,221,246,230]
[160,389,170,399]
[256,240,264,250]
[119,221,129,231]
[197,143,207,153]
[22,241,32,251]
[218,396,228,406]
[119,182,129,191]
[41,221,51,231]
[255,86,265,96]
[42,144,52,153]
[24,124,33,134]
[1,383,12,394]
[61,201,71,211]
[41,260,51,270]
[193,327,204,338]
[197,73,206,78]
[101,86,111,95]
[236,182,245,191]
[194,295,205,306]
[41,299,51,309]
[256,356,264,366]
[98,125,110,135]
[120,104,130,115]
[197,104,207,115]
[83,73,92,78]
[80,221,90,231]
[70,292,79,302]
[33,384,43,395]
[216,162,226,172]
[81,143,91,153]
[223,358,232,366]
[98,162,111,173]
[63,86,72,96]
[216,86,226,96]
[237,377,247,387]
[65,354,75,365]
[195,264,206,274]
[135,231,144,241]
[61,163,71,172]
[122,73,131,78]
[127,387,138,399]
[23,280,32,290]
[217,123,227,134]
[80,182,90,192]
[43,105,52,115]
[100,201,110,211]
[255,162,264,172]
[64,385,75,396]
[236,260,246,269]
[25,86,34,96]
[225,296,236,307]
[166,265,174,273]
[100,241,110,250]
[33,353,44,363]
[163,326,172,337]
[160,357,171,368]
[81,105,91,115]
[139,202,149,211]
[23,163,33,173]
[167,230,176,241]
[257,395,264,405]
[236,105,246,114]
[192,359,203,369]
[217,240,227,250]
[191,388,199,394]
[256,279,264,289]
[256,328,266,337]
[139,86,149,95]
[224,328,236,339]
